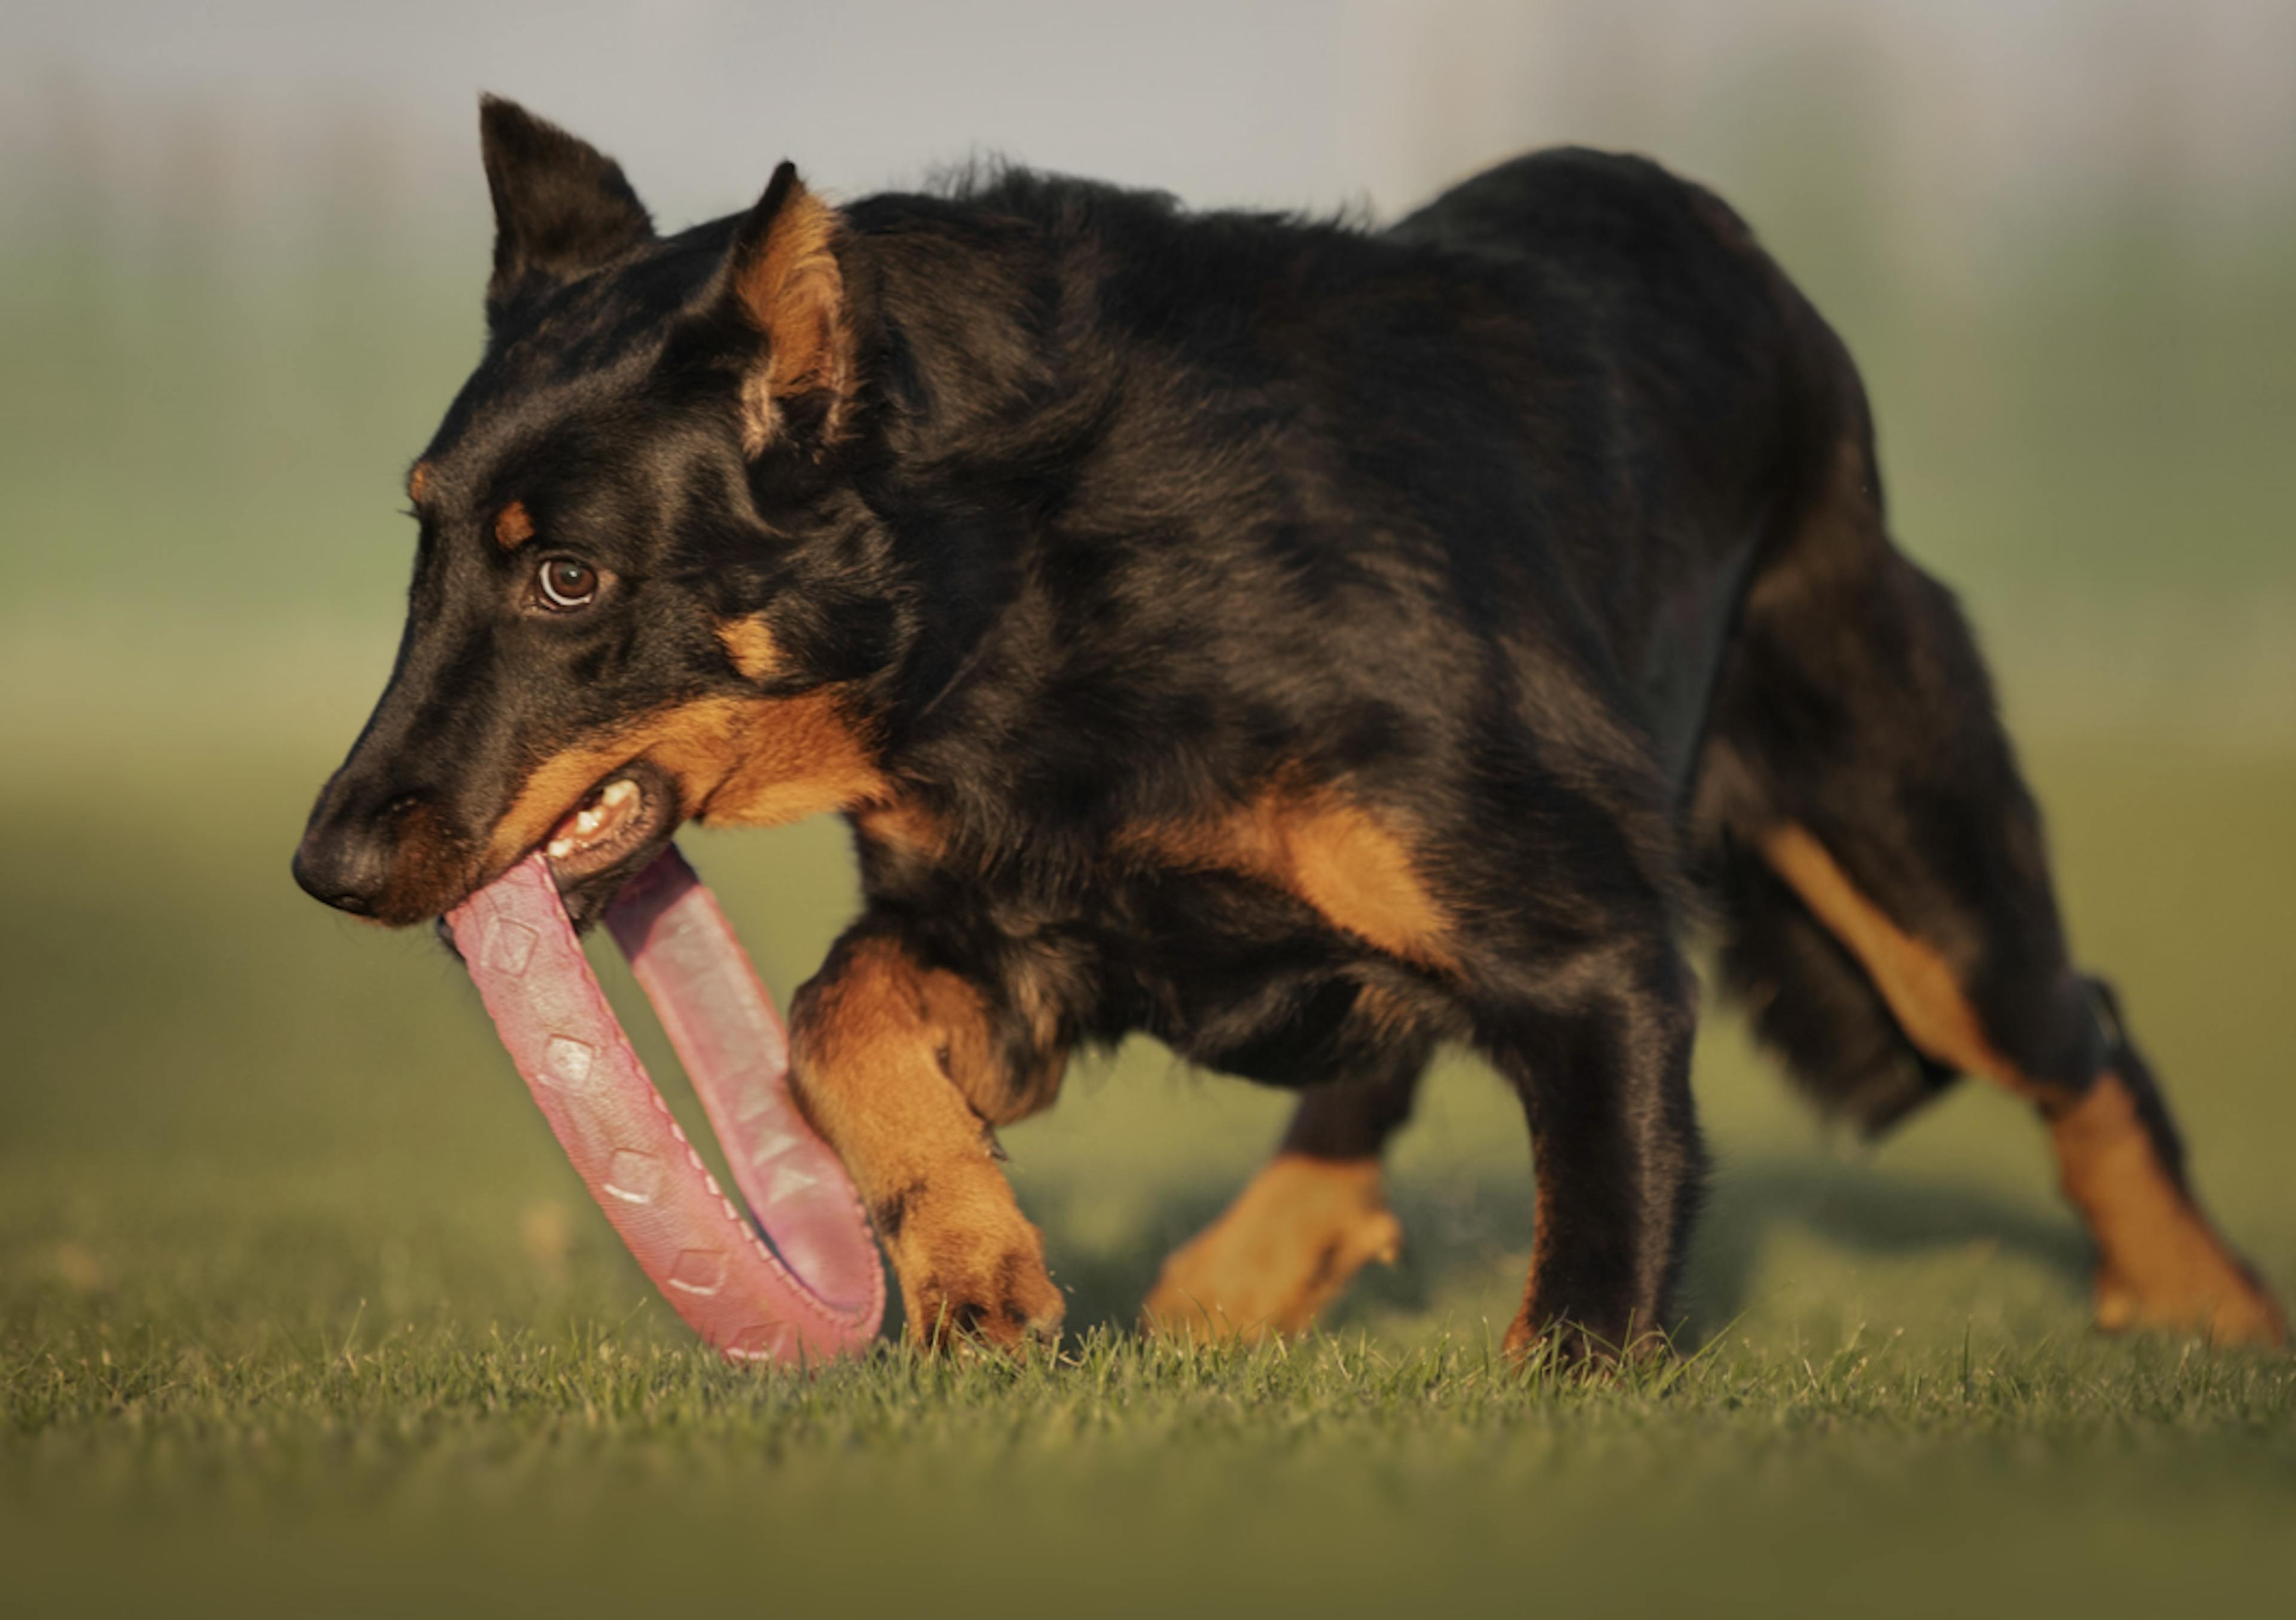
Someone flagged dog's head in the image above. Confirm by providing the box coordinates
[294,98,908,927]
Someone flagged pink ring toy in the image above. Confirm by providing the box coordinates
[446,846,884,1362]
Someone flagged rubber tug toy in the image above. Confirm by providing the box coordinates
[447,846,884,1363]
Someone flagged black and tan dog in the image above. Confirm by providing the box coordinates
[294,97,2284,1359]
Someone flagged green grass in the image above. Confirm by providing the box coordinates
[5,737,2295,1616]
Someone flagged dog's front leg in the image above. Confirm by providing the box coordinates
[787,927,1065,1350]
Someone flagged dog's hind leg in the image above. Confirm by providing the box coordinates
[1142,1043,1425,1342]
[1695,424,2285,1344]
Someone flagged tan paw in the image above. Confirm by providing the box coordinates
[2055,1075,2288,1348]
[2092,1260,2287,1347]
[893,1190,1064,1352]
[1142,1155,1401,1342]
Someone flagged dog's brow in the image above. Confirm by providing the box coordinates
[407,461,430,503]
[494,501,536,550]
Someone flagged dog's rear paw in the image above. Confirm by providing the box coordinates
[1142,1155,1400,1343]
[2093,1264,2288,1348]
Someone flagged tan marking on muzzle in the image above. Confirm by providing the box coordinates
[481,690,890,873]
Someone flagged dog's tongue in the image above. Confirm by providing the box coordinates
[446,848,883,1362]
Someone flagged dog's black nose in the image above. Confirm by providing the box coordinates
[292,817,395,916]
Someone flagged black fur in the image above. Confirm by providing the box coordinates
[295,100,2197,1355]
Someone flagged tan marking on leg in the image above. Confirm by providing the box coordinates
[2053,1074,2286,1344]
[493,500,535,550]
[716,615,785,681]
[1142,1156,1400,1342]
[1761,821,2285,1346]
[792,937,1063,1350]
[1125,783,1455,970]
[910,957,1066,1127]
[1759,823,2018,1086]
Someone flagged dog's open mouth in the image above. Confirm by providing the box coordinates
[537,759,677,912]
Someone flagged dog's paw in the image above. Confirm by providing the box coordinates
[894,1198,1064,1353]
[1500,1310,1671,1376]
[2093,1261,2288,1347]
[1142,1156,1401,1343]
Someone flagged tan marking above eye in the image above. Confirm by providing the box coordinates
[494,501,536,550]
[408,461,431,503]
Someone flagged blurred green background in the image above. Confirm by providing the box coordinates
[4,2,2294,1615]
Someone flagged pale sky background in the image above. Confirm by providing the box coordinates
[7,0,2293,253]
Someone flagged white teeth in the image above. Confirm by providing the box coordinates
[544,778,643,866]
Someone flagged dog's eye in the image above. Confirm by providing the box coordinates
[536,557,600,612]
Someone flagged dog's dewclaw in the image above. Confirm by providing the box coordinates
[447,847,883,1362]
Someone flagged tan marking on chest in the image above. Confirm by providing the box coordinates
[854,799,949,861]
[1129,786,1455,971]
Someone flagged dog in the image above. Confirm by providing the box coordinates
[293,96,2284,1358]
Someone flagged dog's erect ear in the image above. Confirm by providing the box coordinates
[720,161,853,455]
[479,95,654,316]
